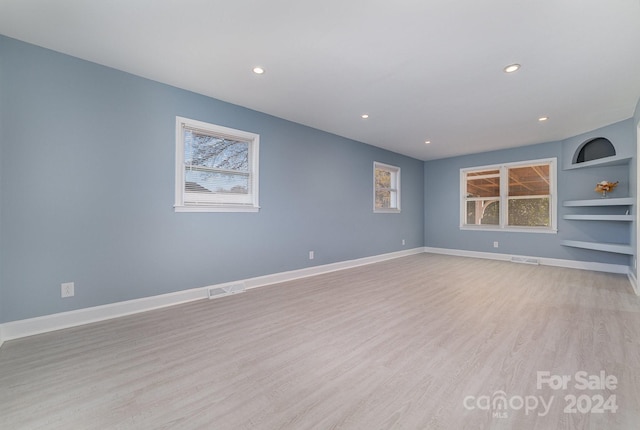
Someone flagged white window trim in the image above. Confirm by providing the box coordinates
[459,157,557,233]
[374,161,401,213]
[175,116,260,213]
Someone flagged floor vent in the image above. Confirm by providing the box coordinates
[207,283,246,299]
[510,256,540,265]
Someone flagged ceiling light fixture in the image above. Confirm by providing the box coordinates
[252,67,265,74]
[538,116,548,122]
[503,63,520,73]
[425,140,431,144]
[361,114,369,119]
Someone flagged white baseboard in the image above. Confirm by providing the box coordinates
[1,245,634,347]
[423,246,632,275]
[0,248,423,344]
[244,248,422,290]
[628,270,639,296]
[0,285,209,343]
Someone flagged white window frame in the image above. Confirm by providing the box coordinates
[175,116,260,213]
[374,162,401,213]
[460,157,557,233]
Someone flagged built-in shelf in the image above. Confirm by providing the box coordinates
[562,198,633,255]
[563,214,633,221]
[564,156,632,170]
[561,139,634,257]
[563,197,634,207]
[561,240,634,255]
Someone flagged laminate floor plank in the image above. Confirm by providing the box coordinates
[1,254,639,429]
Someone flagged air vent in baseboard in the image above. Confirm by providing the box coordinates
[510,256,540,265]
[207,282,246,299]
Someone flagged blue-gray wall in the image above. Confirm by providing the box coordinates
[633,98,640,278]
[1,34,637,325]
[0,39,4,325]
[0,36,424,323]
[424,119,636,266]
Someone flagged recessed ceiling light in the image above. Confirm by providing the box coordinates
[538,116,548,122]
[361,114,369,119]
[424,140,431,144]
[503,63,521,73]
[253,67,265,74]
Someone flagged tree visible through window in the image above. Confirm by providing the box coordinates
[175,117,259,212]
[465,169,500,225]
[374,162,400,212]
[507,165,550,227]
[184,130,249,195]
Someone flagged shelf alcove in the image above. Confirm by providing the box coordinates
[574,137,616,164]
[561,135,634,255]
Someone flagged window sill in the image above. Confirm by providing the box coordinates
[374,208,401,214]
[460,225,557,234]
[175,205,260,213]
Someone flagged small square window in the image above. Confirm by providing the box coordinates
[374,162,400,213]
[175,117,259,212]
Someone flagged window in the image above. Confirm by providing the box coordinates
[461,158,557,232]
[175,117,259,212]
[575,137,615,163]
[374,162,400,212]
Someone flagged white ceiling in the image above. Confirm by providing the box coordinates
[1,1,639,161]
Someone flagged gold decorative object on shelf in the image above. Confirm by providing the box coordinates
[594,180,618,198]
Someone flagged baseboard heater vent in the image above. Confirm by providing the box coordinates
[510,256,540,265]
[207,283,246,299]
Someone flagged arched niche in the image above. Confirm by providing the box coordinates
[573,137,616,164]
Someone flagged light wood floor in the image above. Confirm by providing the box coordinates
[1,254,639,429]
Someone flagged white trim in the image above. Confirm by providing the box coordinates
[0,287,208,343]
[423,246,631,275]
[460,226,558,234]
[373,208,401,214]
[373,161,401,212]
[244,248,421,289]
[636,123,640,296]
[460,157,557,172]
[629,270,639,296]
[174,205,260,213]
[0,248,423,344]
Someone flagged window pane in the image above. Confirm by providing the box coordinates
[374,163,399,211]
[508,198,549,226]
[466,170,500,198]
[466,200,499,225]
[376,190,391,209]
[508,165,549,196]
[184,129,250,195]
[184,129,249,172]
[375,169,391,189]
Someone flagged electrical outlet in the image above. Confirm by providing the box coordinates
[61,282,74,298]
[309,251,314,260]
[493,241,499,248]
[402,239,406,245]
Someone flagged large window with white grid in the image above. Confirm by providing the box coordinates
[461,158,557,233]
